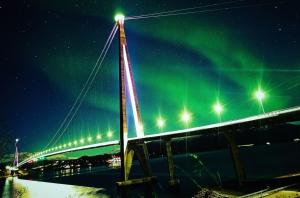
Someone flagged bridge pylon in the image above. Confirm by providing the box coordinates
[115,15,156,196]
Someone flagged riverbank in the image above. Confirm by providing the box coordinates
[1,177,109,198]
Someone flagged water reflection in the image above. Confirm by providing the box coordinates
[1,177,109,198]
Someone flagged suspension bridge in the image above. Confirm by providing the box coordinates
[11,0,300,194]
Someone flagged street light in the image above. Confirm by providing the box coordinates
[255,89,265,101]
[254,88,266,113]
[107,130,113,138]
[80,138,85,144]
[213,102,223,116]
[180,109,191,126]
[156,117,165,130]
[87,136,92,142]
[96,134,102,140]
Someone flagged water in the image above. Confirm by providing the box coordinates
[1,177,108,198]
[1,142,300,197]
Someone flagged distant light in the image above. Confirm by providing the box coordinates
[237,144,254,148]
[107,131,113,138]
[80,138,85,144]
[96,134,102,140]
[59,145,62,149]
[156,117,165,129]
[73,141,78,145]
[180,109,191,125]
[255,89,265,101]
[294,138,300,142]
[213,102,223,115]
[114,14,125,22]
[55,147,58,150]
[15,138,19,143]
[68,142,72,147]
[87,136,92,142]
[266,142,271,145]
[63,144,67,148]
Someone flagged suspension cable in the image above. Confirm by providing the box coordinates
[51,26,118,147]
[44,23,118,150]
[126,1,283,20]
[126,0,246,19]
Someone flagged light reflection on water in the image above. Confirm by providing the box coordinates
[1,177,109,198]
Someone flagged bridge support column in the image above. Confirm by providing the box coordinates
[224,132,246,186]
[117,142,157,197]
[164,138,180,190]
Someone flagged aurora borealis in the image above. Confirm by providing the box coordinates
[1,0,299,153]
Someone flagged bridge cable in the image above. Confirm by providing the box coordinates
[126,0,284,20]
[51,30,117,147]
[126,0,246,19]
[44,24,118,150]
[50,25,118,148]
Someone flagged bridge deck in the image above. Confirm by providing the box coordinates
[18,106,300,167]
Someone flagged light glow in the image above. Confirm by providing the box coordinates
[107,131,113,138]
[181,110,191,125]
[87,136,92,142]
[156,117,165,129]
[114,14,125,23]
[213,102,223,115]
[255,89,265,101]
[123,44,144,137]
[80,138,85,144]
[96,134,102,140]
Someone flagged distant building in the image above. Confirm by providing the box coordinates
[0,152,32,164]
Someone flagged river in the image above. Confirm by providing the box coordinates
[1,142,300,197]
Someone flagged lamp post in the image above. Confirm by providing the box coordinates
[180,109,191,157]
[254,89,266,113]
[180,109,191,128]
[213,102,223,123]
[156,116,165,131]
[156,116,165,158]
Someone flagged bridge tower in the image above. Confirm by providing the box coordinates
[115,14,155,193]
[13,138,19,168]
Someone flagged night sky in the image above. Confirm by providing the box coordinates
[1,0,299,153]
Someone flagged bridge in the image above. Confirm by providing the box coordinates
[13,3,300,195]
[18,106,300,166]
